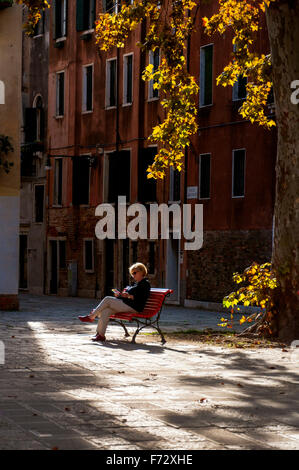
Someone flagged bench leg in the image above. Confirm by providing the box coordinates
[131,322,166,345]
[112,319,130,338]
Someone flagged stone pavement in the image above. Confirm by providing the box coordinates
[0,293,298,450]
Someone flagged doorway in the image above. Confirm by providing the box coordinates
[19,234,28,289]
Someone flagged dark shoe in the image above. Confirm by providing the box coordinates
[78,315,94,323]
[91,333,106,342]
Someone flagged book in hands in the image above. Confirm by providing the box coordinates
[112,288,121,295]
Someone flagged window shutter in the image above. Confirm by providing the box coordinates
[76,0,85,31]
[25,108,37,143]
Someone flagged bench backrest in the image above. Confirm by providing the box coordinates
[138,288,173,318]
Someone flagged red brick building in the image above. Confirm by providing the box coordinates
[46,1,276,307]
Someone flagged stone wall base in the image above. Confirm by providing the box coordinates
[0,295,19,311]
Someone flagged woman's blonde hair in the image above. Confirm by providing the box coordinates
[129,262,148,277]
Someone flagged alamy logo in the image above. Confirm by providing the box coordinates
[95,196,203,250]
[290,80,299,105]
[0,341,5,365]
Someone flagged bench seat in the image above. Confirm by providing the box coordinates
[109,288,173,344]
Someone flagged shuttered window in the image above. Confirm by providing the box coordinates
[53,0,68,39]
[149,49,160,99]
[56,71,65,117]
[82,65,93,112]
[200,44,213,106]
[123,54,133,104]
[106,59,117,108]
[76,0,96,31]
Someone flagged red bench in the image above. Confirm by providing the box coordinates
[109,288,173,344]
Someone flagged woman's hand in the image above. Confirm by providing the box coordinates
[121,292,133,299]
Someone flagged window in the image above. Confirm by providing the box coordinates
[76,0,96,31]
[56,71,65,117]
[200,44,213,106]
[54,158,63,205]
[232,75,247,101]
[232,149,246,197]
[169,167,181,202]
[59,240,66,269]
[123,53,133,105]
[34,185,44,223]
[84,239,94,272]
[199,153,211,199]
[72,156,90,205]
[53,0,68,40]
[33,10,44,36]
[108,150,131,203]
[148,49,160,99]
[106,58,117,108]
[82,65,93,112]
[138,147,157,203]
[103,0,119,14]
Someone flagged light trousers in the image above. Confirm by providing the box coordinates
[92,296,137,335]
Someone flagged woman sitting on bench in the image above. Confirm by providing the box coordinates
[78,263,151,342]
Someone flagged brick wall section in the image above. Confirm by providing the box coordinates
[187,229,272,302]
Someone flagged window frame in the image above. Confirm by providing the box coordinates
[82,63,94,113]
[106,57,117,109]
[55,70,65,118]
[123,52,134,106]
[199,43,214,108]
[148,49,160,101]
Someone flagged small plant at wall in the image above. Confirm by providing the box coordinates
[219,262,278,335]
[0,135,14,174]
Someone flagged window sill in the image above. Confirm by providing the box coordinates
[33,34,44,39]
[122,102,133,107]
[199,103,213,109]
[168,200,181,204]
[232,195,245,199]
[85,270,95,274]
[147,97,159,103]
[55,115,64,119]
[105,106,117,111]
[52,204,63,208]
[82,110,93,115]
[198,197,211,201]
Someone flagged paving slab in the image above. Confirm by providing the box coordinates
[0,293,298,450]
